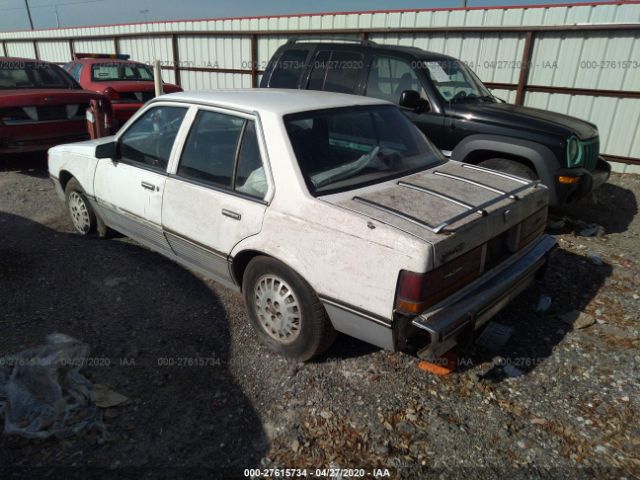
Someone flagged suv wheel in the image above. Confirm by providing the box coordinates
[478,158,537,181]
[65,178,96,235]
[243,256,336,361]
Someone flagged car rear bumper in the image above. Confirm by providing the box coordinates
[554,157,611,204]
[411,234,557,358]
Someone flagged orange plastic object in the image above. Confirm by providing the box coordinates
[418,350,457,376]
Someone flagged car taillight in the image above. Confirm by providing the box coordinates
[102,87,120,101]
[395,245,483,314]
[518,207,548,250]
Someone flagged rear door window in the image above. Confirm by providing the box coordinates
[267,49,309,88]
[307,50,364,94]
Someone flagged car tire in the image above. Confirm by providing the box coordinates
[243,256,336,361]
[478,158,538,181]
[65,178,96,235]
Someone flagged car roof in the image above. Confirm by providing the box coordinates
[282,41,455,62]
[159,89,390,115]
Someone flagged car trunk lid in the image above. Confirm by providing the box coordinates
[326,161,548,268]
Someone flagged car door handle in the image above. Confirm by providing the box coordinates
[141,181,157,191]
[221,209,241,221]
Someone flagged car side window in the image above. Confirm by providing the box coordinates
[268,49,309,88]
[235,121,267,199]
[177,110,245,189]
[119,105,188,171]
[177,111,267,200]
[366,56,424,104]
[307,50,364,94]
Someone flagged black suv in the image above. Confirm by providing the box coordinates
[260,39,611,205]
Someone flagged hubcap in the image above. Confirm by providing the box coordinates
[254,275,301,344]
[68,191,91,233]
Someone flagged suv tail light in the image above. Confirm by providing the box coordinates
[395,246,483,314]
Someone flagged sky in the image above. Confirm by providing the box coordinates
[0,0,605,31]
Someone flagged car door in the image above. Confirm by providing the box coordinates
[162,107,271,286]
[93,103,190,253]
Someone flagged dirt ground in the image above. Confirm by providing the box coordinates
[0,154,638,479]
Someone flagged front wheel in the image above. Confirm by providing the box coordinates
[478,158,537,181]
[65,178,96,235]
[242,256,336,361]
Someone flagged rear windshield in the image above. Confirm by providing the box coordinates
[285,105,442,195]
[0,61,76,89]
[91,62,154,82]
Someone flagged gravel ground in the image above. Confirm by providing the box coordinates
[0,154,638,479]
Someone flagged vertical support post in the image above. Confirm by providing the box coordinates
[515,31,534,106]
[359,31,369,43]
[153,60,164,97]
[171,34,181,87]
[33,40,39,60]
[1,41,7,57]
[250,34,258,88]
[68,39,75,61]
[114,36,120,55]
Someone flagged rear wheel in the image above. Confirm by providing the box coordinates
[243,256,336,361]
[65,178,96,235]
[478,158,537,181]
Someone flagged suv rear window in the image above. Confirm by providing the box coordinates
[268,49,309,88]
[91,62,154,82]
[307,51,364,94]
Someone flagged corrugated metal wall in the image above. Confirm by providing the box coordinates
[2,2,639,170]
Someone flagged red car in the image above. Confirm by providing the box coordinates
[0,57,111,155]
[64,54,182,128]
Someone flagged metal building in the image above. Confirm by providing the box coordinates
[1,1,639,171]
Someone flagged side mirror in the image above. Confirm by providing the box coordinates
[95,140,118,159]
[399,90,420,109]
[399,90,431,113]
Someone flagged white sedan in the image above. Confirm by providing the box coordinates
[49,90,556,361]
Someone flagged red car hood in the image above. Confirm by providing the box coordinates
[0,89,105,107]
[95,82,182,93]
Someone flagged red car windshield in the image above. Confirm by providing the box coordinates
[91,62,154,82]
[0,61,76,90]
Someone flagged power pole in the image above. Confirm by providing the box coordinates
[24,0,34,29]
